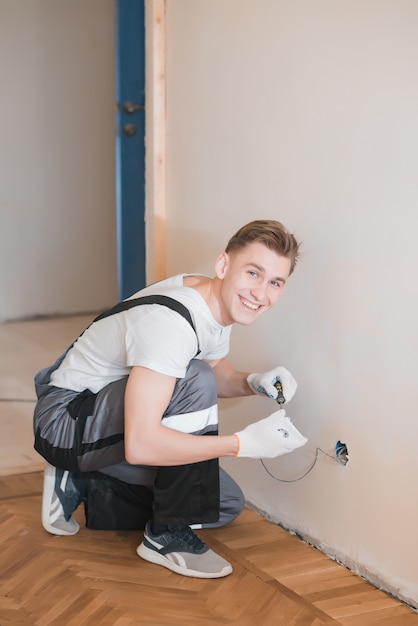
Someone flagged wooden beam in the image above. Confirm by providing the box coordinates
[145,0,166,283]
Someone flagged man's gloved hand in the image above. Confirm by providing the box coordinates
[247,366,297,403]
[234,409,307,458]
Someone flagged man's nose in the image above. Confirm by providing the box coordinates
[250,282,268,301]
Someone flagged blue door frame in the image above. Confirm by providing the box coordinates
[116,0,146,300]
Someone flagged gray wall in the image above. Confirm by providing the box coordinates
[165,0,418,608]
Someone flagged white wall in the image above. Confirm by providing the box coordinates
[0,0,117,321]
[165,0,418,608]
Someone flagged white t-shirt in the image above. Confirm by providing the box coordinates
[49,274,232,393]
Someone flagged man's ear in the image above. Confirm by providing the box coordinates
[214,252,229,279]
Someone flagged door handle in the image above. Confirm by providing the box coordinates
[123,100,144,114]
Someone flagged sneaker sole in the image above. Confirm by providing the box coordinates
[41,463,80,536]
[136,542,233,579]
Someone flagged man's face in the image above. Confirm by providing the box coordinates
[215,241,292,326]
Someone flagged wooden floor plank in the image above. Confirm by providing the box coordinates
[280,566,362,595]
[337,604,418,626]
[0,472,417,625]
[314,587,402,617]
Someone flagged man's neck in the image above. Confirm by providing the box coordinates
[183,275,227,326]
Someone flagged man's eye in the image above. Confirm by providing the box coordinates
[248,271,257,277]
[270,280,280,288]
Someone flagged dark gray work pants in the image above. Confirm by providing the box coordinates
[34,359,244,527]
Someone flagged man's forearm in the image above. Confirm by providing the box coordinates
[212,358,255,398]
[126,425,240,466]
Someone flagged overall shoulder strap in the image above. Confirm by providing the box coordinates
[92,294,200,355]
[35,295,201,397]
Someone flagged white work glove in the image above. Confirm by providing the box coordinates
[234,409,307,459]
[247,366,297,403]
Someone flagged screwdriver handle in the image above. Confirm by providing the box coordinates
[274,379,285,405]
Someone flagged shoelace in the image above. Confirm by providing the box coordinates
[169,526,207,551]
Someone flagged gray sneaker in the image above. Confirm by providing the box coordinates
[137,521,232,578]
[42,462,80,536]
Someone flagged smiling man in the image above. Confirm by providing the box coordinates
[33,219,305,579]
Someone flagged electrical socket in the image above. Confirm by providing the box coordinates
[335,440,349,465]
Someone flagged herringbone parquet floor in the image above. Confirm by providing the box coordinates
[1,472,417,626]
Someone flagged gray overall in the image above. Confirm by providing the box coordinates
[33,296,244,529]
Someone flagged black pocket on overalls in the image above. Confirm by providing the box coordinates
[66,389,98,470]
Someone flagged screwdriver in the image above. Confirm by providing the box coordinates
[274,379,285,408]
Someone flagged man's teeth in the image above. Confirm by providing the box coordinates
[241,297,259,310]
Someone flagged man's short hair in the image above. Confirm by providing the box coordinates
[225,220,301,275]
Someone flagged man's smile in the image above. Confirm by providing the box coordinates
[239,296,264,311]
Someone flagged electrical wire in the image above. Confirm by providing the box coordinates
[260,447,337,483]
